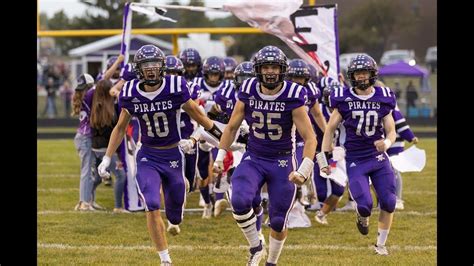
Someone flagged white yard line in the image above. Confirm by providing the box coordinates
[38,188,79,192]
[38,174,79,178]
[38,162,78,167]
[37,209,437,216]
[37,242,436,251]
[404,191,436,195]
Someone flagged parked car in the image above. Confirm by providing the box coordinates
[425,46,437,73]
[380,49,416,66]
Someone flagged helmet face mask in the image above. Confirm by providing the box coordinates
[134,45,165,86]
[286,59,310,86]
[233,61,255,89]
[164,55,184,76]
[141,61,163,82]
[253,46,288,90]
[203,56,225,87]
[322,83,343,106]
[346,54,378,90]
[223,57,238,80]
[179,48,202,80]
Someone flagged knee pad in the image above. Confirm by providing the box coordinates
[166,208,183,225]
[231,193,253,213]
[331,183,345,197]
[269,216,286,232]
[146,199,161,212]
[317,193,327,203]
[355,202,372,217]
[379,194,396,213]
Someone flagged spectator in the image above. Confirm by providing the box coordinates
[60,80,74,118]
[42,76,58,118]
[393,81,402,100]
[405,80,418,115]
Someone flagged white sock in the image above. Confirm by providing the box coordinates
[267,236,286,264]
[261,192,269,200]
[158,249,171,263]
[242,223,261,248]
[377,228,390,246]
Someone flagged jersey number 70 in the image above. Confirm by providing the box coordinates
[352,110,378,136]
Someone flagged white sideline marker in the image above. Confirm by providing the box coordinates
[38,242,436,251]
[37,210,437,216]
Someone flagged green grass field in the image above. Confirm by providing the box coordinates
[38,139,437,265]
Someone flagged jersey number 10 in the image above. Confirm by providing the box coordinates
[142,112,169,137]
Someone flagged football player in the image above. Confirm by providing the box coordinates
[319,54,397,256]
[97,45,223,265]
[214,46,316,265]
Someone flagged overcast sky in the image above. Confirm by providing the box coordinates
[39,0,234,20]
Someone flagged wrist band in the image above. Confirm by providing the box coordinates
[297,157,314,181]
[383,139,392,149]
[216,149,227,162]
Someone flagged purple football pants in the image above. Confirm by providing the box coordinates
[230,151,297,232]
[135,145,186,225]
[346,153,396,217]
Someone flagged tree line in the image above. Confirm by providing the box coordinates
[40,0,436,63]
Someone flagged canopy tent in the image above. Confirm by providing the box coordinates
[378,61,431,92]
[378,61,428,77]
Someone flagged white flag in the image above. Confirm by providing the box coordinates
[223,0,340,81]
[389,145,427,172]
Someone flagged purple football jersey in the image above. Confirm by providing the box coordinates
[180,80,200,138]
[76,87,95,136]
[295,82,319,143]
[238,78,306,158]
[329,86,396,159]
[194,77,230,101]
[314,103,328,151]
[118,75,191,147]
[215,81,237,117]
[387,104,415,156]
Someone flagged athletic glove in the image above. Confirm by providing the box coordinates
[97,155,111,178]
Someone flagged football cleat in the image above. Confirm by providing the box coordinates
[356,214,369,235]
[315,210,328,225]
[395,199,404,210]
[202,203,213,219]
[214,199,229,217]
[247,241,266,266]
[198,194,206,207]
[374,244,389,255]
[336,200,356,212]
[160,261,173,266]
[167,221,181,236]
